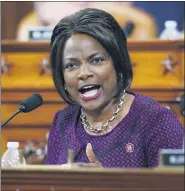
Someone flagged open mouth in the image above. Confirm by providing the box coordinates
[79,84,101,101]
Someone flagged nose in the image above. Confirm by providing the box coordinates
[78,63,93,80]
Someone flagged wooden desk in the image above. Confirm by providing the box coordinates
[1,166,184,191]
[1,40,184,154]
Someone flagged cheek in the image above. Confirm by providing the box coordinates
[64,72,75,86]
[109,71,117,90]
[64,72,78,94]
[102,65,117,87]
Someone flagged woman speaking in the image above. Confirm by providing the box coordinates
[45,8,184,168]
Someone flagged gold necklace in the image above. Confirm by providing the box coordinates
[80,91,126,134]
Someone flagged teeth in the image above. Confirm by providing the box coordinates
[83,86,93,90]
[80,85,99,91]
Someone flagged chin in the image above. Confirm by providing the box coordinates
[79,98,106,112]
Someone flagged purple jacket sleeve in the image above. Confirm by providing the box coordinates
[146,108,184,167]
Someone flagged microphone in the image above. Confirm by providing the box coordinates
[19,93,43,113]
[1,94,43,128]
[123,21,135,37]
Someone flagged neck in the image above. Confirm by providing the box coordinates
[82,96,121,128]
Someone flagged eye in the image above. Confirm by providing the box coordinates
[92,57,104,64]
[64,63,78,70]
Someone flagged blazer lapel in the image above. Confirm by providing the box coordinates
[63,105,84,162]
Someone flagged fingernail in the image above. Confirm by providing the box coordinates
[87,143,92,149]
[87,143,91,147]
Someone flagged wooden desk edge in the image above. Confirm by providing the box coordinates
[1,165,184,174]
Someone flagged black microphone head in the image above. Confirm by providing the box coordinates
[19,94,43,113]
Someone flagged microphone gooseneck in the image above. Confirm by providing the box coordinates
[1,109,22,128]
[1,94,43,128]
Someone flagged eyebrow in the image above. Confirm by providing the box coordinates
[63,52,107,62]
[87,52,103,61]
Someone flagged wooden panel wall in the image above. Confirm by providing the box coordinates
[1,2,33,40]
[1,40,184,157]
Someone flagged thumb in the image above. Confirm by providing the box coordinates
[86,143,98,163]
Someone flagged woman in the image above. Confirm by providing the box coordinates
[46,8,184,168]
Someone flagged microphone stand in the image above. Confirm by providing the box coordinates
[1,105,26,128]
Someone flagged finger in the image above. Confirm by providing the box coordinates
[86,143,97,163]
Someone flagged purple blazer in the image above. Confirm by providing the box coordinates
[45,92,184,168]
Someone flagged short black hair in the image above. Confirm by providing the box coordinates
[50,8,133,104]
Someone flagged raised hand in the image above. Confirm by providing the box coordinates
[86,143,100,165]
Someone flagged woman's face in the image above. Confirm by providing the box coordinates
[62,34,117,112]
